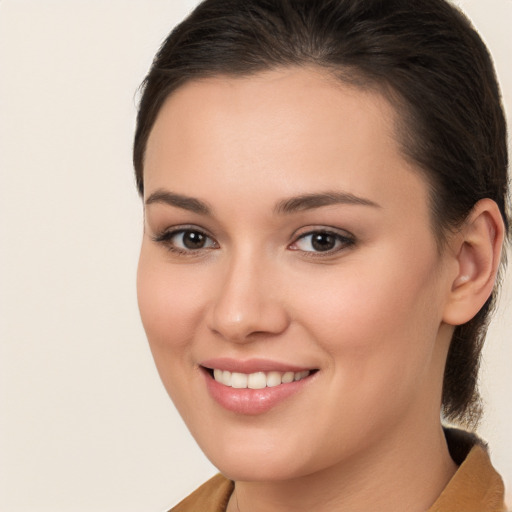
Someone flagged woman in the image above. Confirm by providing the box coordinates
[134,0,509,510]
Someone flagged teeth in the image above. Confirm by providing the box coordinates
[247,372,267,389]
[282,371,295,384]
[266,371,282,387]
[211,369,311,388]
[221,370,232,386]
[231,372,248,389]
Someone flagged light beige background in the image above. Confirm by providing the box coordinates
[0,1,510,510]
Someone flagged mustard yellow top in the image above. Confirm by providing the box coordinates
[170,429,506,512]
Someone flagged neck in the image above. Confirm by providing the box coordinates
[227,422,457,512]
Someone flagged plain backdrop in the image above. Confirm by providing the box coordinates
[0,1,510,510]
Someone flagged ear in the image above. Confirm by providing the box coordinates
[442,199,505,326]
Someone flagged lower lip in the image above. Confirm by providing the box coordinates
[203,370,314,415]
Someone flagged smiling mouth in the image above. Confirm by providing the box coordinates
[204,368,315,389]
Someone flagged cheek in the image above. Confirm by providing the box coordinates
[136,248,211,417]
[136,247,204,353]
[292,247,444,389]
[281,256,445,458]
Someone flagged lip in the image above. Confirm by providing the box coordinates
[200,357,311,374]
[200,358,317,415]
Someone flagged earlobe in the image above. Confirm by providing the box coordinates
[443,199,505,326]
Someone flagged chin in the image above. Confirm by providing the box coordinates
[213,455,308,483]
[196,431,321,482]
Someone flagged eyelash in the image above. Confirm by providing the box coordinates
[152,227,355,257]
[290,229,355,256]
[151,226,219,256]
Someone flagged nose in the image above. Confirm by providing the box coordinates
[206,252,290,343]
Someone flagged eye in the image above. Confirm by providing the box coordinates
[290,230,354,253]
[153,228,218,253]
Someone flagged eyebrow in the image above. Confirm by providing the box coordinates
[145,190,212,215]
[274,191,381,214]
[144,189,381,216]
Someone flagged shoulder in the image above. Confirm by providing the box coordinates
[428,428,507,512]
[169,474,234,512]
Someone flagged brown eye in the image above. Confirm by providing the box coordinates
[292,230,354,254]
[311,233,337,251]
[181,230,208,249]
[153,228,218,253]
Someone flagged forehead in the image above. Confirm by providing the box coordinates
[144,67,430,223]
[147,67,397,147]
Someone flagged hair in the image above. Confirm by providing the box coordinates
[133,0,509,428]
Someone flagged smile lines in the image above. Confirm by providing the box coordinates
[212,369,311,389]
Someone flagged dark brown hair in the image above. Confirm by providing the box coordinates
[133,0,509,427]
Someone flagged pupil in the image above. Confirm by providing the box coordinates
[183,231,205,249]
[312,233,335,251]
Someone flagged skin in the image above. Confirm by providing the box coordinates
[137,67,503,511]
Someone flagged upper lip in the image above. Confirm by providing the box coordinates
[200,357,314,374]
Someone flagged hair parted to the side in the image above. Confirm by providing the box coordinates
[133,0,510,428]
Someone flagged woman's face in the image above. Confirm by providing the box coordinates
[137,68,456,481]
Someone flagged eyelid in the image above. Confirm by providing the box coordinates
[151,225,219,254]
[289,227,355,254]
[150,224,354,256]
